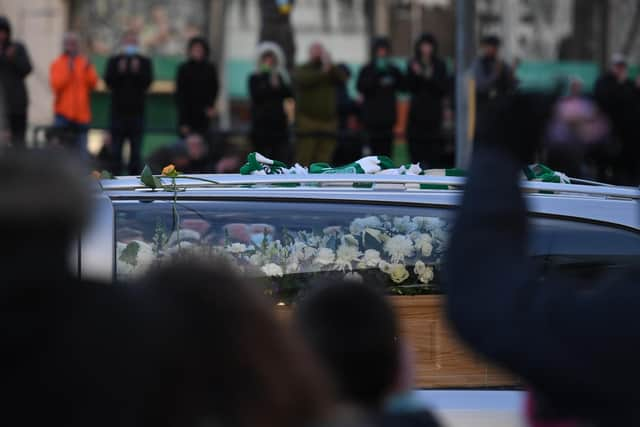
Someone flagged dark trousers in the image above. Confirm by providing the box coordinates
[252,128,290,164]
[7,112,27,148]
[408,130,445,169]
[366,127,394,158]
[111,116,144,175]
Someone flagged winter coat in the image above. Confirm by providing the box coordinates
[406,34,448,134]
[175,59,219,133]
[0,16,32,115]
[104,53,153,118]
[249,42,293,133]
[473,55,515,109]
[50,54,99,124]
[294,62,346,123]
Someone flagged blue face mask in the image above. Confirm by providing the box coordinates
[123,44,139,56]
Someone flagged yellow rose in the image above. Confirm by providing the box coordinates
[389,264,409,284]
[162,164,177,176]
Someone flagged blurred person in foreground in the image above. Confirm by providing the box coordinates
[50,32,99,156]
[141,259,363,427]
[249,41,293,161]
[472,35,517,137]
[0,16,32,148]
[1,150,157,426]
[295,280,441,427]
[356,37,403,158]
[105,30,153,175]
[445,89,640,425]
[594,54,640,185]
[176,37,219,138]
[406,33,448,168]
[294,42,348,165]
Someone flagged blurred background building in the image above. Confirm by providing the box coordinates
[2,0,640,160]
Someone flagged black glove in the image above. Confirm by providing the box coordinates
[475,92,557,164]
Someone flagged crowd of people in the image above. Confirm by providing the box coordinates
[2,12,640,183]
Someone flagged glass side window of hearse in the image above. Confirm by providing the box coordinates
[113,201,640,302]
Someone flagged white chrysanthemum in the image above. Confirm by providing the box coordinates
[314,248,336,266]
[393,216,418,233]
[383,235,415,263]
[362,249,381,267]
[343,234,359,246]
[227,243,248,254]
[424,217,445,231]
[344,272,364,283]
[335,244,362,271]
[349,216,383,234]
[413,233,434,257]
[261,263,284,277]
[414,260,427,276]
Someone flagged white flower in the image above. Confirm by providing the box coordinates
[344,272,364,283]
[383,235,414,263]
[249,253,263,266]
[389,264,410,284]
[414,261,435,284]
[261,263,284,277]
[323,226,342,235]
[227,243,248,254]
[335,244,362,271]
[413,233,434,257]
[363,249,382,267]
[343,234,359,246]
[424,217,445,231]
[314,248,336,266]
[286,261,300,274]
[166,229,201,247]
[378,260,392,274]
[350,216,382,234]
[393,216,418,233]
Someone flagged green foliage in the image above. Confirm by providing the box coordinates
[119,242,140,266]
[140,165,162,189]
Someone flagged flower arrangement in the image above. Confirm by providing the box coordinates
[117,210,450,301]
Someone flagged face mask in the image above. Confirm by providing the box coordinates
[123,44,139,56]
[376,58,389,70]
[260,63,272,72]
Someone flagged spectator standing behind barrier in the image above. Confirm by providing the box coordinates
[594,54,640,185]
[333,63,363,165]
[104,31,153,175]
[356,37,403,158]
[249,41,293,161]
[295,280,441,427]
[50,33,98,156]
[294,42,347,165]
[0,16,32,148]
[406,33,448,169]
[176,37,219,138]
[472,36,516,138]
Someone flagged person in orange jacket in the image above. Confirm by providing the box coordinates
[50,32,98,155]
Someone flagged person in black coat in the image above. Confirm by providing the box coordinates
[176,37,219,138]
[249,42,293,161]
[445,92,640,425]
[0,16,32,148]
[356,37,403,157]
[105,31,153,175]
[406,33,448,168]
[594,54,640,185]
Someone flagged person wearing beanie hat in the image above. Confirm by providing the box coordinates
[356,36,404,158]
[406,33,449,169]
[593,52,640,185]
[175,37,220,137]
[0,15,32,148]
[472,34,516,139]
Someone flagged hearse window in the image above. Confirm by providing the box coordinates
[113,201,640,301]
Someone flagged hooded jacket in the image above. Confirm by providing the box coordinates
[0,16,32,115]
[50,53,99,124]
[356,37,403,129]
[248,42,293,132]
[175,37,219,133]
[406,33,448,134]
